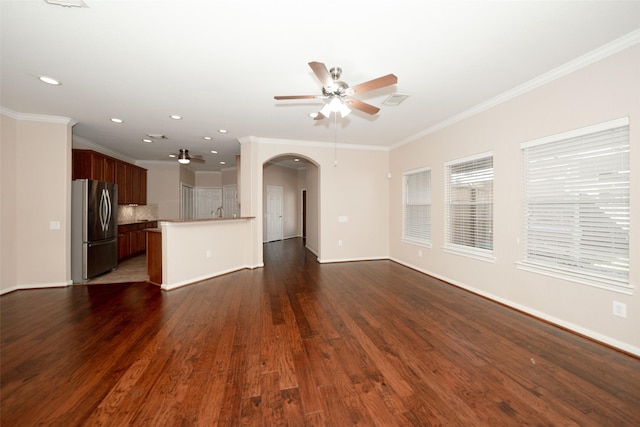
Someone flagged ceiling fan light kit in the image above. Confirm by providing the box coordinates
[178,149,190,164]
[320,97,351,118]
[174,149,205,165]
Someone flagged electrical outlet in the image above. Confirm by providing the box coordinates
[418,250,423,257]
[338,240,343,247]
[206,249,212,258]
[612,301,627,318]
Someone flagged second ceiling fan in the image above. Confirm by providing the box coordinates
[274,62,397,119]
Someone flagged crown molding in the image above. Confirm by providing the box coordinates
[248,136,389,152]
[1,106,77,126]
[391,28,640,150]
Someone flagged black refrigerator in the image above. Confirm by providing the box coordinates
[71,179,118,282]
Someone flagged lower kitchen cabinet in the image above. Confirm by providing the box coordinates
[117,221,157,262]
[118,232,131,260]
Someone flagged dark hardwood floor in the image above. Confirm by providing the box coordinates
[2,238,639,426]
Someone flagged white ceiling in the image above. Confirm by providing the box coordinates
[2,0,639,171]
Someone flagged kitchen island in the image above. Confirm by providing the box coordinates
[146,217,260,291]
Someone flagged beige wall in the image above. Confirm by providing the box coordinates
[138,161,181,219]
[304,161,319,256]
[1,111,74,293]
[221,168,237,187]
[240,137,390,266]
[389,45,640,354]
[1,114,18,293]
[195,171,222,187]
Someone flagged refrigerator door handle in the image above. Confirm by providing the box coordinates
[104,188,112,232]
[99,188,110,232]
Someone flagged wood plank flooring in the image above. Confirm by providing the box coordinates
[2,238,639,425]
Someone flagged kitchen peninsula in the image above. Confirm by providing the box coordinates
[146,216,258,290]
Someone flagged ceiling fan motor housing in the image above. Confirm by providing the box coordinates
[323,80,350,98]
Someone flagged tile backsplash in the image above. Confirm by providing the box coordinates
[118,204,159,223]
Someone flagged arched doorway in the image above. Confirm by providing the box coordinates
[262,154,319,259]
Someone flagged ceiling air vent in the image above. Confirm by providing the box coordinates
[382,93,410,106]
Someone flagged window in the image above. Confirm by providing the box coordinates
[403,167,431,246]
[519,117,630,293]
[444,153,494,260]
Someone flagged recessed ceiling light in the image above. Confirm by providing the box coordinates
[169,115,182,120]
[309,112,318,119]
[39,76,61,85]
[218,129,228,134]
[203,136,212,141]
[294,158,300,162]
[110,118,124,123]
[141,138,153,143]
[169,154,177,158]
[220,161,226,165]
[210,150,218,154]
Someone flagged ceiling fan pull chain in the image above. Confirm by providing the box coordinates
[334,113,338,167]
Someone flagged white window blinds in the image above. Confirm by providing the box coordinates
[403,168,431,245]
[521,118,630,291]
[445,154,494,258]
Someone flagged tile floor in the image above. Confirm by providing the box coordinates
[87,254,148,284]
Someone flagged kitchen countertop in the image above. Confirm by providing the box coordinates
[118,220,157,226]
[158,217,254,223]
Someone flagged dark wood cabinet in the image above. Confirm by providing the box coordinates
[117,221,157,262]
[73,150,103,181]
[73,149,147,205]
[103,156,116,183]
[118,232,131,260]
[115,161,128,204]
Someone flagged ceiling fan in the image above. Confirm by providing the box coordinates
[171,149,204,165]
[274,62,397,119]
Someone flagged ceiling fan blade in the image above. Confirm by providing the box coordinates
[350,74,398,95]
[274,95,320,100]
[346,98,380,115]
[313,112,326,121]
[190,157,205,163]
[308,61,333,88]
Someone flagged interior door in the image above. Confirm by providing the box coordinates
[223,185,239,218]
[180,183,194,220]
[196,187,222,218]
[266,185,283,242]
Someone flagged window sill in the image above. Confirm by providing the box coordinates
[442,245,495,263]
[402,238,432,249]
[516,261,633,295]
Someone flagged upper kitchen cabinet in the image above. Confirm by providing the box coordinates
[73,149,147,205]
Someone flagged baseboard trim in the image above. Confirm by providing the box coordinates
[160,263,263,291]
[0,280,73,295]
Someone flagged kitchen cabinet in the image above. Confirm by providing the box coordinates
[117,221,157,262]
[115,161,128,204]
[118,231,131,260]
[73,149,147,205]
[73,150,104,181]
